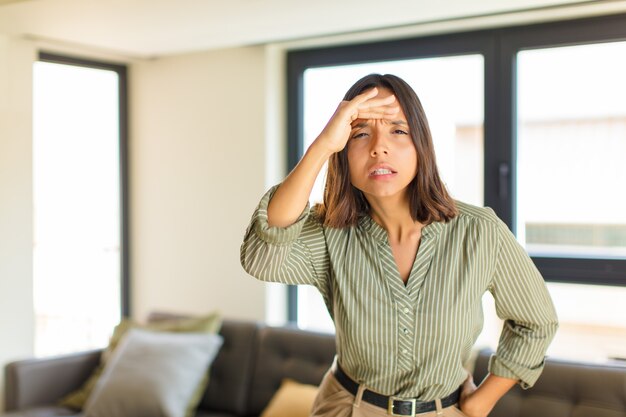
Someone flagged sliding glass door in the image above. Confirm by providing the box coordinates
[32,54,128,357]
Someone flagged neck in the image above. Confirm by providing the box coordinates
[366,193,423,243]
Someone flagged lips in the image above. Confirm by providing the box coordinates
[369,164,397,176]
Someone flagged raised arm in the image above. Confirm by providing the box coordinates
[267,87,399,227]
[241,87,400,288]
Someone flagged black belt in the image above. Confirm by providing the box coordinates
[332,363,462,416]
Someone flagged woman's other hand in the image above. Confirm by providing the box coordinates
[458,371,517,417]
[458,373,491,417]
[314,87,399,154]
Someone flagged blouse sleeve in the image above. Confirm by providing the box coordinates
[486,210,559,389]
[240,184,330,289]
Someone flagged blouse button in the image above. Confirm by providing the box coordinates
[402,328,409,334]
[402,307,410,314]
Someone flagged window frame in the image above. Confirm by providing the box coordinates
[286,13,626,322]
[37,51,131,317]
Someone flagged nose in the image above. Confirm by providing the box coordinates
[369,131,389,157]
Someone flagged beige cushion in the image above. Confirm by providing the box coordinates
[60,311,222,416]
[260,379,319,417]
[84,328,223,417]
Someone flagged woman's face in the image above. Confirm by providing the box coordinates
[346,87,418,203]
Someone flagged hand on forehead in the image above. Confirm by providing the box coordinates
[350,88,402,124]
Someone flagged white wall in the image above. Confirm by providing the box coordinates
[0,38,275,409]
[0,34,36,411]
[130,46,270,322]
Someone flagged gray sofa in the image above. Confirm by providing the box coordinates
[3,319,335,417]
[3,318,626,417]
[473,349,626,417]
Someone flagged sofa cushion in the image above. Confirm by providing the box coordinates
[83,329,223,417]
[246,326,335,416]
[60,312,222,412]
[259,379,318,417]
[473,348,626,417]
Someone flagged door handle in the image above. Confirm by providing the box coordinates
[498,162,510,199]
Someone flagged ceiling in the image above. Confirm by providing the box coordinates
[0,0,617,59]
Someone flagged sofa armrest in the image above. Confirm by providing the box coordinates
[4,349,101,411]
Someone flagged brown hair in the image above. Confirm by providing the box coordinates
[315,73,458,228]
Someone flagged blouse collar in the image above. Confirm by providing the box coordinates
[359,214,444,243]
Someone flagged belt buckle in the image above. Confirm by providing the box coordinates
[388,396,416,417]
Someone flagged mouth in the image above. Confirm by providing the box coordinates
[369,166,397,177]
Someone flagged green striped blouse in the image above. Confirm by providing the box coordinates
[240,185,559,401]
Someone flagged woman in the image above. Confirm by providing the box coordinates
[241,74,558,417]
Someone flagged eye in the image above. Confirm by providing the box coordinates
[393,129,408,135]
[351,132,368,139]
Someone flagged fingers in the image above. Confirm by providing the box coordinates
[351,87,397,108]
[352,88,399,120]
[463,376,477,394]
[339,87,401,129]
[356,104,400,120]
[356,111,399,120]
[357,101,399,115]
[357,94,397,111]
[351,87,380,105]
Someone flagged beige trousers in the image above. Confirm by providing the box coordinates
[311,370,469,417]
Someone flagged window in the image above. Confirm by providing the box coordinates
[32,53,128,357]
[499,15,626,286]
[516,42,626,258]
[286,13,626,361]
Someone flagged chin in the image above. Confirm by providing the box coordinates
[362,187,405,199]
[351,179,411,201]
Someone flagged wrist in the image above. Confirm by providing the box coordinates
[309,137,336,160]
